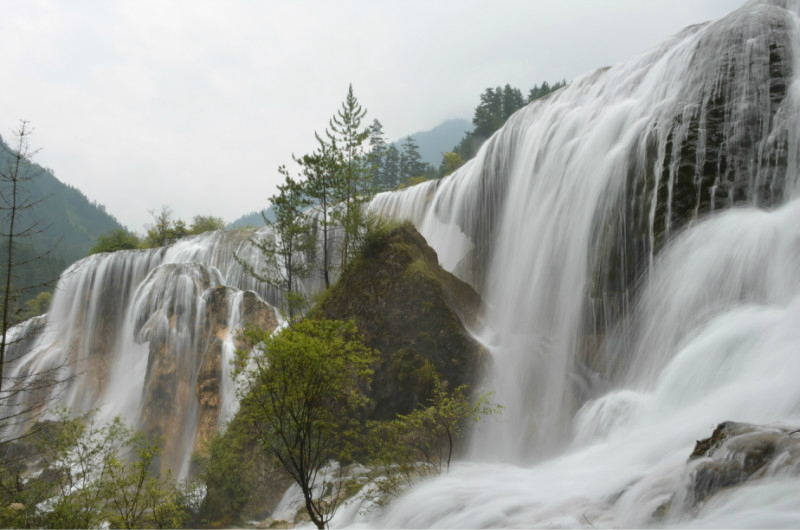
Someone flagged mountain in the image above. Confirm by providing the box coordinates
[0,133,124,305]
[227,207,275,229]
[391,118,470,166]
[227,119,471,226]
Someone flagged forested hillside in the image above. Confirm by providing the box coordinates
[0,132,124,307]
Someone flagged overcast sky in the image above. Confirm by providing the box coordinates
[0,0,738,232]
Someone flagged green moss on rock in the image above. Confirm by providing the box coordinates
[311,221,489,420]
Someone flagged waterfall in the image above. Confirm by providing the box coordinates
[2,228,280,477]
[359,0,800,526]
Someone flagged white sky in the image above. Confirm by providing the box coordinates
[0,0,737,232]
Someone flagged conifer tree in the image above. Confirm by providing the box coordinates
[368,119,388,190]
[382,144,401,189]
[297,136,341,289]
[400,136,425,182]
[326,84,373,268]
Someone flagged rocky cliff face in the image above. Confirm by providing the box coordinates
[313,222,489,420]
[3,230,281,477]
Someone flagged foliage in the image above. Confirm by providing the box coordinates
[236,173,312,321]
[398,175,431,189]
[366,381,501,506]
[297,135,342,289]
[399,136,426,182]
[22,290,51,317]
[0,126,123,308]
[143,205,189,248]
[439,151,466,176]
[189,215,226,235]
[442,79,567,169]
[237,318,376,529]
[0,410,194,529]
[89,229,141,255]
[0,121,72,416]
[528,79,567,102]
[326,84,375,268]
[380,144,401,189]
[193,424,256,527]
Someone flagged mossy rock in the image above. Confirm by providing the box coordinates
[311,221,489,419]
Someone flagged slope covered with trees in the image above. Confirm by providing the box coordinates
[0,131,124,307]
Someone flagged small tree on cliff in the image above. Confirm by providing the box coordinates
[236,319,376,529]
[326,84,374,268]
[297,137,342,289]
[236,172,312,321]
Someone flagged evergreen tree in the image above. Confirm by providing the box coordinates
[381,144,401,189]
[326,84,373,268]
[400,136,425,182]
[368,119,388,190]
[297,136,341,289]
[472,86,504,140]
[528,79,566,102]
[502,84,526,122]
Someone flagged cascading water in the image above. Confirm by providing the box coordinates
[357,0,800,526]
[2,228,280,477]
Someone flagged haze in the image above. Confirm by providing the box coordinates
[0,0,735,232]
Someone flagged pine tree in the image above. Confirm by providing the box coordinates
[368,119,388,190]
[326,84,373,267]
[400,136,425,182]
[502,84,526,122]
[297,136,341,289]
[382,144,401,189]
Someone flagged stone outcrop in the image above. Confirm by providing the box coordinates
[312,221,489,419]
[687,421,800,505]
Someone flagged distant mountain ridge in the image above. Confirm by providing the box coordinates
[0,133,124,304]
[390,118,470,166]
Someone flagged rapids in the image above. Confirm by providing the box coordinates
[351,0,800,526]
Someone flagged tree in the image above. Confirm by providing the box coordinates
[367,119,388,190]
[381,144,401,189]
[0,121,65,403]
[439,151,466,177]
[89,229,141,255]
[366,381,501,506]
[1,121,39,394]
[399,136,425,182]
[237,318,376,529]
[143,206,188,248]
[236,172,311,321]
[326,84,373,268]
[189,215,226,235]
[501,84,526,122]
[0,410,192,528]
[297,138,341,289]
[528,79,566,103]
[0,122,73,447]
